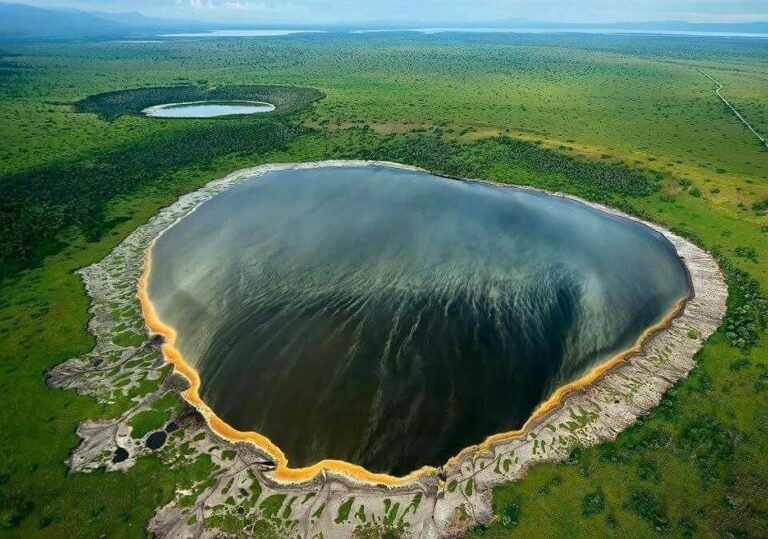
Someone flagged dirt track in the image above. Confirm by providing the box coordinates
[702,70,768,149]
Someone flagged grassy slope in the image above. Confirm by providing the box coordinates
[0,34,766,537]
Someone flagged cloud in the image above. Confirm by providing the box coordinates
[219,1,310,15]
[185,0,215,10]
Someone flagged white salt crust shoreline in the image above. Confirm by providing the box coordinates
[50,160,728,538]
[142,100,276,117]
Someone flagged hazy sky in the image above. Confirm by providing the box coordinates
[17,0,768,24]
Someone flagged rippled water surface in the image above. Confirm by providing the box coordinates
[147,166,691,474]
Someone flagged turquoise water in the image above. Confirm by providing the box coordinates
[144,101,275,118]
[161,30,324,37]
[353,28,768,38]
[147,165,691,474]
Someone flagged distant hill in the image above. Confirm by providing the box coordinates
[86,10,206,31]
[0,3,125,39]
[0,3,204,40]
[1,2,766,41]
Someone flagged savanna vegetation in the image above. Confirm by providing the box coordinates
[0,31,767,537]
[74,84,323,120]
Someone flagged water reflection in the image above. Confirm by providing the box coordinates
[148,166,691,474]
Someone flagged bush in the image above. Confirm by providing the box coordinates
[751,198,768,212]
[624,490,670,534]
[500,501,520,529]
[719,257,768,350]
[0,120,308,276]
[734,246,759,263]
[677,419,736,482]
[582,491,606,516]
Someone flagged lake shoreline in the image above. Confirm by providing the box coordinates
[142,100,276,118]
[50,160,727,537]
[138,160,703,482]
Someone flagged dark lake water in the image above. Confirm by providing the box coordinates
[147,165,691,474]
[144,101,275,118]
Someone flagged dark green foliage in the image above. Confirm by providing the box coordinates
[624,490,670,534]
[755,371,768,394]
[500,501,520,529]
[597,443,630,465]
[0,120,306,275]
[668,224,705,248]
[598,427,671,465]
[752,198,768,212]
[677,419,736,483]
[536,475,563,495]
[0,491,33,529]
[734,246,759,263]
[74,84,324,120]
[636,459,661,483]
[755,410,768,433]
[677,517,697,538]
[718,257,768,350]
[729,357,751,371]
[351,133,658,201]
[565,447,583,465]
[582,491,606,516]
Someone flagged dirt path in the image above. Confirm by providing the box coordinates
[702,70,768,149]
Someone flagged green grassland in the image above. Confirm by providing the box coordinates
[0,32,767,537]
[74,84,323,120]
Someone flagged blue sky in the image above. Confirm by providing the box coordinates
[17,0,768,24]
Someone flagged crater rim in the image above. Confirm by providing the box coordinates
[138,160,700,486]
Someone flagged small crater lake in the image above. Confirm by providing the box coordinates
[143,101,275,118]
[146,165,692,475]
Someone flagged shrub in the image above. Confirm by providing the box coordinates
[582,491,606,516]
[734,246,759,263]
[624,490,670,534]
[500,501,520,529]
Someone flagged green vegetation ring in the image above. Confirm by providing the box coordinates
[73,84,324,121]
[48,161,727,537]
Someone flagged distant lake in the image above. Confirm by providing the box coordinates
[143,101,275,118]
[160,29,325,37]
[353,27,768,38]
[147,165,691,474]
[158,28,768,40]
